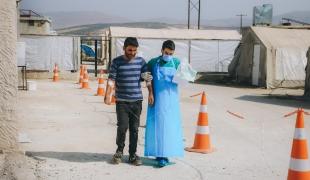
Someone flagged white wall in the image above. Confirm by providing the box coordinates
[20,19,53,35]
[0,0,18,151]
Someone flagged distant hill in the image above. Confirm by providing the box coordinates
[201,11,310,27]
[273,11,310,25]
[201,17,252,28]
[56,22,187,35]
[49,10,310,35]
[56,22,239,36]
[45,11,130,29]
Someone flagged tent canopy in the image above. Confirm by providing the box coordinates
[252,26,310,49]
[109,26,241,40]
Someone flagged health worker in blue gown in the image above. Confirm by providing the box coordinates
[144,40,184,167]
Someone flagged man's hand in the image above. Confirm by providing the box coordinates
[104,96,111,105]
[104,79,115,105]
[141,72,153,82]
[148,93,154,105]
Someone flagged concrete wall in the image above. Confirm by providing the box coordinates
[0,0,18,151]
[20,19,52,35]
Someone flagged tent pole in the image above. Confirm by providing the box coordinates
[188,0,190,29]
[198,0,201,29]
[188,40,191,64]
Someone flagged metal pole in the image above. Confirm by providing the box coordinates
[108,38,112,71]
[188,40,192,64]
[95,40,98,77]
[80,39,83,65]
[188,0,190,29]
[240,15,242,32]
[198,0,201,29]
[236,14,247,34]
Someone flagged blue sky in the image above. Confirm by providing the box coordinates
[20,0,310,20]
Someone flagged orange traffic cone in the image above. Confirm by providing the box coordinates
[96,70,106,96]
[78,65,84,84]
[53,63,59,82]
[185,91,215,153]
[81,67,90,89]
[287,108,310,180]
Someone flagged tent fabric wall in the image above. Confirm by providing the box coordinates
[272,48,307,88]
[72,36,81,71]
[115,38,238,72]
[190,40,219,72]
[275,48,307,80]
[17,42,26,66]
[110,27,241,73]
[115,38,189,62]
[228,43,242,77]
[21,35,79,71]
[219,41,240,72]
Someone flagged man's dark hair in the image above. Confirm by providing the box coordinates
[124,37,139,48]
[162,40,175,50]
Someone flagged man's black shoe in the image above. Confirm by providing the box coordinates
[128,154,142,166]
[111,151,123,164]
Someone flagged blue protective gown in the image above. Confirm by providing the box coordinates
[144,57,184,158]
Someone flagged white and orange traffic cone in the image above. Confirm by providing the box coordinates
[81,67,90,89]
[287,108,310,180]
[95,69,106,96]
[53,63,59,82]
[78,65,84,85]
[185,91,215,154]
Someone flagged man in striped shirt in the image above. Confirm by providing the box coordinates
[104,37,154,166]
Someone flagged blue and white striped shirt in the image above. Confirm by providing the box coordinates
[108,55,148,101]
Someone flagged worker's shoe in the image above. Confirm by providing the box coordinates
[128,154,142,166]
[111,151,123,164]
[157,157,169,167]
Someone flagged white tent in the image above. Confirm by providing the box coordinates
[20,35,80,71]
[229,26,310,88]
[109,27,241,72]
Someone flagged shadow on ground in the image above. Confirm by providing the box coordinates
[236,94,310,109]
[194,73,255,88]
[25,151,164,168]
[25,151,113,163]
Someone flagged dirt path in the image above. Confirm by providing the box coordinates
[14,79,310,180]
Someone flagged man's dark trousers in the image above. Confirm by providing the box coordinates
[115,100,142,156]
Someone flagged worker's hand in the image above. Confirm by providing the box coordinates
[148,93,154,105]
[107,80,115,87]
[146,81,152,87]
[141,72,153,82]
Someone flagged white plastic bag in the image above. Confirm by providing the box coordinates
[173,60,197,85]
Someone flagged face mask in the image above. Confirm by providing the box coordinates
[162,55,173,62]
